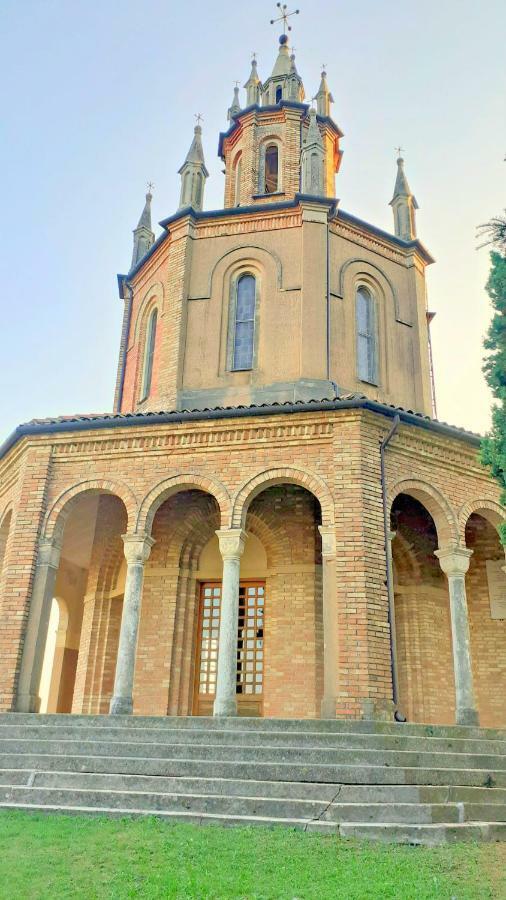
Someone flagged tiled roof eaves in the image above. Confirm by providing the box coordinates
[0,397,481,460]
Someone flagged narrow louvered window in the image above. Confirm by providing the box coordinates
[141,308,157,399]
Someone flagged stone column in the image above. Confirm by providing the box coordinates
[109,533,155,715]
[16,539,62,713]
[318,525,337,718]
[435,547,479,726]
[213,529,246,717]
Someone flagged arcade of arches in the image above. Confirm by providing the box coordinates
[5,472,504,729]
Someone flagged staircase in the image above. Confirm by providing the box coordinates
[1,714,506,845]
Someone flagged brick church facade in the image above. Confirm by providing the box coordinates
[0,34,504,729]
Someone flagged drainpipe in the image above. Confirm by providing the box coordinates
[379,414,406,722]
[115,281,134,413]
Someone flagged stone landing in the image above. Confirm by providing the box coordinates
[1,714,506,845]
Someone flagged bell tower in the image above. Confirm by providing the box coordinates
[219,32,343,209]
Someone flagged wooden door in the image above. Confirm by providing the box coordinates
[194,581,265,716]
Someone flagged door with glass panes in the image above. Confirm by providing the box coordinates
[194,581,265,716]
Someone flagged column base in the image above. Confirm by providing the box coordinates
[16,693,41,714]
[456,707,480,727]
[109,696,133,715]
[213,697,238,717]
[320,696,336,719]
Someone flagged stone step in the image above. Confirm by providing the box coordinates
[0,785,468,824]
[1,713,505,742]
[1,737,505,771]
[0,724,504,756]
[338,822,506,846]
[0,801,338,833]
[0,753,504,787]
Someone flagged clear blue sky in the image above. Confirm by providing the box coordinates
[1,0,505,438]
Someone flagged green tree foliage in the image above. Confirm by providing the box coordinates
[481,250,506,543]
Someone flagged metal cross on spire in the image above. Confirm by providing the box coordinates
[270,3,300,34]
[195,113,203,126]
[395,146,405,158]
[146,181,154,193]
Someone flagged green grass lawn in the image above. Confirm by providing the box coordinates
[0,812,505,899]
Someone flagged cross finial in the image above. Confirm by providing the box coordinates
[195,113,203,126]
[321,63,326,72]
[270,3,300,34]
[234,80,240,88]
[395,146,405,158]
[252,51,257,62]
[146,181,154,194]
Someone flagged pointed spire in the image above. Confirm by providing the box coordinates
[178,121,209,211]
[244,55,261,107]
[301,108,325,196]
[271,33,292,77]
[315,68,333,118]
[131,187,155,269]
[389,152,419,241]
[228,84,241,121]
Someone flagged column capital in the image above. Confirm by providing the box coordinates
[318,525,336,558]
[122,532,155,565]
[435,546,473,578]
[37,538,62,569]
[216,528,247,560]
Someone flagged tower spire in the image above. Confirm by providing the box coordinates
[315,66,333,118]
[178,119,209,211]
[131,186,155,269]
[301,107,324,196]
[228,83,241,121]
[244,55,261,107]
[389,151,418,241]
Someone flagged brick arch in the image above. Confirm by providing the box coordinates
[388,478,458,549]
[232,467,334,529]
[206,244,284,298]
[458,498,506,542]
[392,531,422,584]
[0,503,13,530]
[337,257,405,325]
[245,509,292,569]
[137,473,230,535]
[132,281,165,344]
[43,479,138,543]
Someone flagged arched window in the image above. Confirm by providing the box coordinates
[194,172,203,208]
[275,85,283,103]
[264,144,279,193]
[234,155,242,206]
[141,308,157,400]
[356,286,377,384]
[232,274,256,371]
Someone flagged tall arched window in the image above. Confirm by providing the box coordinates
[141,308,157,400]
[275,85,283,103]
[356,286,377,384]
[264,144,279,193]
[234,155,242,206]
[232,274,256,371]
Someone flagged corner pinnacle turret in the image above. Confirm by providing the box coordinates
[389,152,418,241]
[131,187,155,269]
[178,120,209,211]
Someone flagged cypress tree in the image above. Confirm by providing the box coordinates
[481,249,506,543]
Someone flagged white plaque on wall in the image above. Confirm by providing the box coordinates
[486,560,506,619]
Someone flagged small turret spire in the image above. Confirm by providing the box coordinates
[244,55,261,107]
[315,67,333,118]
[301,107,325,196]
[228,83,241,121]
[389,151,418,241]
[178,120,209,211]
[131,186,155,269]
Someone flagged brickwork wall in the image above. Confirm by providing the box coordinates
[0,408,504,723]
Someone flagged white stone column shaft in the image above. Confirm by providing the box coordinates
[435,547,479,726]
[16,539,62,713]
[109,533,155,715]
[319,525,337,718]
[213,529,246,718]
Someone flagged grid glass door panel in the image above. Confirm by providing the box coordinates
[195,581,265,715]
[237,583,264,696]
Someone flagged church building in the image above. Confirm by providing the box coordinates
[0,30,505,730]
